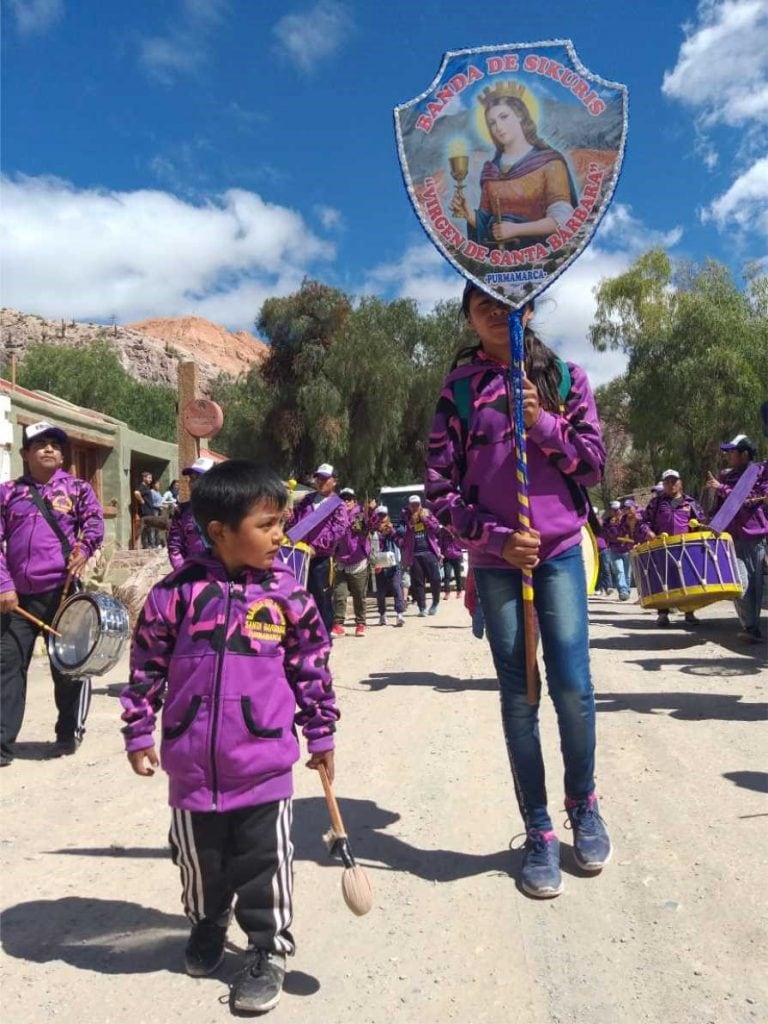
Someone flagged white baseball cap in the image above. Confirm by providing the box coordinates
[609,501,621,510]
[408,494,422,504]
[314,463,335,478]
[183,456,216,476]
[339,487,355,498]
[22,420,68,446]
[375,505,388,515]
[661,469,680,480]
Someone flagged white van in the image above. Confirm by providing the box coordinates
[377,484,424,524]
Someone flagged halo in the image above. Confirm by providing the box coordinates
[474,79,539,145]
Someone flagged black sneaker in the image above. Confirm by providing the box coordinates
[566,795,612,872]
[185,919,227,977]
[656,611,670,628]
[230,948,286,1014]
[520,830,563,898]
[684,612,698,624]
[50,736,81,757]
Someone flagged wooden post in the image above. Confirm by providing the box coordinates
[10,355,17,390]
[177,361,200,502]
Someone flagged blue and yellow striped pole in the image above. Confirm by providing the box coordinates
[509,309,540,706]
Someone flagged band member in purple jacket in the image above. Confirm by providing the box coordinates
[166,456,215,569]
[122,460,338,1014]
[399,495,442,616]
[289,463,349,632]
[637,469,706,628]
[426,284,610,899]
[331,487,372,638]
[0,421,104,765]
[602,502,632,601]
[439,524,464,598]
[705,434,767,643]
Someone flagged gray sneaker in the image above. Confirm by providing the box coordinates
[520,830,563,898]
[566,795,612,871]
[230,948,286,1014]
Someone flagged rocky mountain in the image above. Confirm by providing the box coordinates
[0,309,268,394]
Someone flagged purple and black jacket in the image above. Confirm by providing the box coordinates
[712,463,768,541]
[121,556,338,813]
[0,469,104,595]
[426,352,604,568]
[290,491,349,558]
[167,501,207,569]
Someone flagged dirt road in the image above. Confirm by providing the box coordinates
[1,595,765,1024]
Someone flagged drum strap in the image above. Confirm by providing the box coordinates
[26,485,74,562]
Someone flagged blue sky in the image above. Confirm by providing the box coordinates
[2,0,767,383]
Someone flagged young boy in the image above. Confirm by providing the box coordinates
[121,461,339,1014]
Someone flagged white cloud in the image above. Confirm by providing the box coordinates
[363,206,683,385]
[314,205,344,231]
[700,155,768,235]
[662,0,768,128]
[9,0,63,35]
[139,0,227,83]
[0,175,334,328]
[273,1,353,72]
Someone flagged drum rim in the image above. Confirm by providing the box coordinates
[50,592,102,672]
[631,529,732,556]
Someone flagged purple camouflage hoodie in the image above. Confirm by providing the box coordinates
[712,463,768,540]
[439,525,463,561]
[167,501,207,569]
[334,502,372,568]
[602,512,635,554]
[290,491,349,557]
[121,556,338,813]
[399,507,441,564]
[637,492,706,541]
[426,352,604,568]
[0,469,104,595]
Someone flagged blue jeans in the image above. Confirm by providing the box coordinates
[608,551,630,596]
[598,549,615,591]
[475,545,596,832]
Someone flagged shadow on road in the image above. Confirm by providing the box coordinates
[624,655,762,677]
[596,691,767,722]
[0,896,320,994]
[722,770,768,794]
[364,672,497,693]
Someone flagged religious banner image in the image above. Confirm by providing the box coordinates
[394,40,628,308]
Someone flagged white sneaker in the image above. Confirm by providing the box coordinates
[379,613,388,626]
[395,614,404,627]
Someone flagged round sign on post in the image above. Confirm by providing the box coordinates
[182,399,224,439]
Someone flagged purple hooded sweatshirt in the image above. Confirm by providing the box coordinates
[121,556,338,813]
[439,525,463,560]
[602,513,635,554]
[0,469,104,595]
[636,492,706,541]
[399,506,441,565]
[167,501,207,569]
[711,463,768,540]
[426,352,604,568]
[290,491,349,558]
[334,502,372,568]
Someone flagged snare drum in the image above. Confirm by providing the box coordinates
[630,530,743,612]
[49,593,130,676]
[275,540,314,588]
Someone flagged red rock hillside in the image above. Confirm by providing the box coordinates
[126,316,268,378]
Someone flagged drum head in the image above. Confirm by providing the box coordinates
[52,597,100,670]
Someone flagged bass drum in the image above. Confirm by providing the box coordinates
[581,524,599,595]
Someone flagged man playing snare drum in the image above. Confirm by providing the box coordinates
[0,421,104,766]
[638,469,706,628]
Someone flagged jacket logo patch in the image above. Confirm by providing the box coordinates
[244,599,286,642]
[50,494,73,513]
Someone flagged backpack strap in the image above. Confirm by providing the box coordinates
[26,484,73,562]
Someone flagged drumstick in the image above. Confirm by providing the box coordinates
[13,606,62,638]
[58,540,81,613]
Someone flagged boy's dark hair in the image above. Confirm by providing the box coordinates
[191,460,287,539]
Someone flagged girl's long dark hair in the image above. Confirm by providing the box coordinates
[453,284,563,412]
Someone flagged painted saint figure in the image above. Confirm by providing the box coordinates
[450,82,577,250]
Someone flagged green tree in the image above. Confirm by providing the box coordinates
[591,251,768,491]
[18,337,177,442]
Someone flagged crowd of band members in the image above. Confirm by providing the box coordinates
[595,434,767,641]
